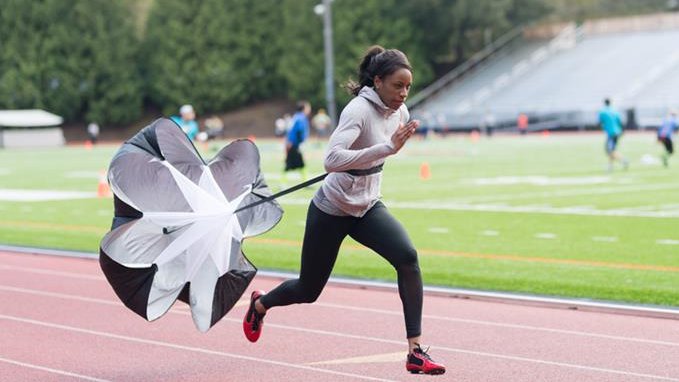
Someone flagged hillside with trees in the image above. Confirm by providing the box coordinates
[0,0,675,137]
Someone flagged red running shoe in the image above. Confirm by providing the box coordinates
[243,290,266,343]
[406,344,446,375]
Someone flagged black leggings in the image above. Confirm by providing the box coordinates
[259,201,423,338]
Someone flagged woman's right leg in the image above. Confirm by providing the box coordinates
[259,202,353,309]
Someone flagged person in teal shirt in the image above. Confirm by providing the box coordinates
[598,98,628,172]
[171,104,199,141]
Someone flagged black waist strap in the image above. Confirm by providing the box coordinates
[345,163,384,176]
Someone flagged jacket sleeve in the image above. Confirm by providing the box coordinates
[324,105,395,173]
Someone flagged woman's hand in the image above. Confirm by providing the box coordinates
[390,120,420,152]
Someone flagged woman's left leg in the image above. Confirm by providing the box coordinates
[350,202,446,375]
[349,202,423,343]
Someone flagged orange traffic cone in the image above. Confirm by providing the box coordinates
[97,169,111,198]
[84,140,93,150]
[542,129,550,137]
[470,130,480,142]
[420,162,431,180]
[247,134,256,143]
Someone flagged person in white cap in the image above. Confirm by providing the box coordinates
[171,104,199,141]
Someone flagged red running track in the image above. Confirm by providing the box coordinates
[0,250,678,382]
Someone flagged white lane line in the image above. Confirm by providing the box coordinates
[313,302,679,348]
[0,285,242,315]
[258,320,679,381]
[535,233,557,239]
[0,265,679,347]
[0,355,111,382]
[2,284,678,349]
[0,265,105,281]
[0,314,397,382]
[428,227,449,234]
[3,285,678,380]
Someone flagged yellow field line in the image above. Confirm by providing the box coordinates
[248,237,679,273]
[2,220,677,273]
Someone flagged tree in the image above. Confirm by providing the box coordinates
[0,0,142,125]
[143,0,289,116]
[276,0,433,110]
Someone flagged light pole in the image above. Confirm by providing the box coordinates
[314,0,337,130]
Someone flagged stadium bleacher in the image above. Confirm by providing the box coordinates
[411,13,679,133]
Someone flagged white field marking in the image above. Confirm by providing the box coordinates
[261,172,282,180]
[428,227,449,234]
[443,182,679,204]
[279,197,679,218]
[468,176,612,186]
[0,189,97,202]
[64,171,101,179]
[0,356,111,382]
[481,230,499,236]
[0,314,398,382]
[535,233,557,239]
[592,236,619,243]
[656,239,679,245]
[641,154,661,165]
[2,282,678,349]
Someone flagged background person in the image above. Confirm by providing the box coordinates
[598,98,629,172]
[171,104,199,141]
[87,122,100,144]
[658,109,677,167]
[311,108,332,137]
[281,101,311,186]
[243,45,445,376]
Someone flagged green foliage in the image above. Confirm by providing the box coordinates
[1,0,673,125]
[143,0,289,116]
[276,0,325,106]
[0,0,142,125]
[276,0,434,108]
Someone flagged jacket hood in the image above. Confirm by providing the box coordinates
[358,86,397,117]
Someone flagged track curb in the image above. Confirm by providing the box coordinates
[2,244,677,321]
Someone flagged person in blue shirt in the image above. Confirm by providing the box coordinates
[282,101,311,186]
[598,98,628,172]
[171,104,199,141]
[658,110,677,167]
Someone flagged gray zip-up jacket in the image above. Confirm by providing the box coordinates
[312,86,409,217]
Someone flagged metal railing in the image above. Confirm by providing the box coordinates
[407,25,527,109]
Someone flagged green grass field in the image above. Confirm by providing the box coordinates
[1,131,677,306]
